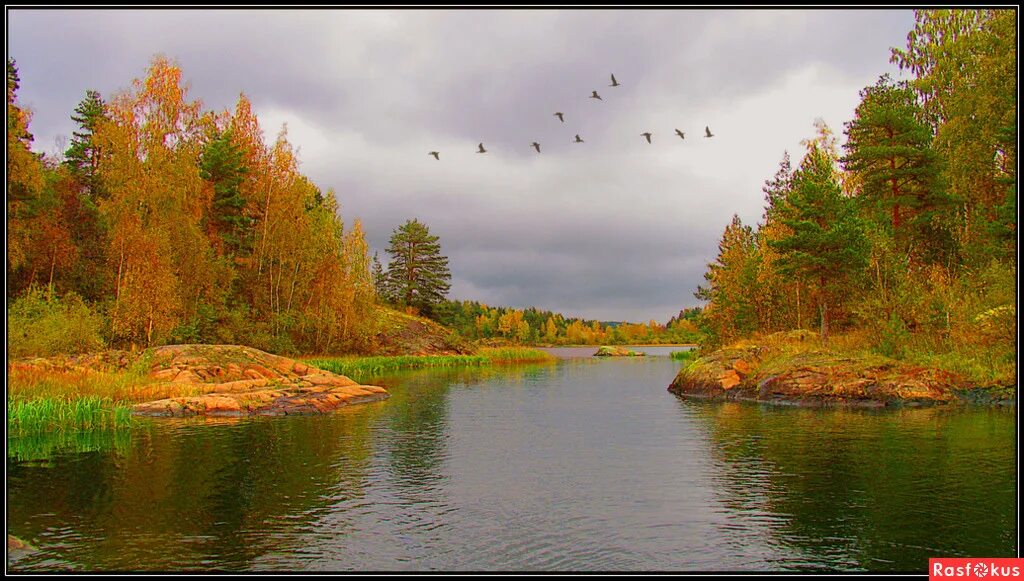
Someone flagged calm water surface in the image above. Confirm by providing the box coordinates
[6,349,1017,571]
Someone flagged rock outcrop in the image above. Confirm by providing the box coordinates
[8,344,390,417]
[668,333,969,407]
[130,345,389,417]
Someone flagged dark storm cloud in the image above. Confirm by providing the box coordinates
[7,9,915,322]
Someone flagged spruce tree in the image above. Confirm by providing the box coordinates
[384,219,451,316]
[695,214,758,347]
[371,251,387,299]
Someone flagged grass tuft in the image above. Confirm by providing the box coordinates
[8,396,136,435]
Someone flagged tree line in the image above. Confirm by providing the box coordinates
[8,56,376,355]
[430,300,703,345]
[694,10,1015,367]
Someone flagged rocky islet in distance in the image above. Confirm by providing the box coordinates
[594,346,646,357]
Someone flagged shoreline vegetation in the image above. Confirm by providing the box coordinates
[7,345,555,434]
[305,346,554,380]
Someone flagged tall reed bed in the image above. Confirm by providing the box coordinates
[7,364,169,435]
[477,346,556,364]
[307,355,489,379]
[7,365,200,403]
[307,347,554,379]
[8,396,135,434]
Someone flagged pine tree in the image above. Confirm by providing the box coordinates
[200,129,252,256]
[384,219,451,316]
[842,74,952,264]
[769,139,870,347]
[7,58,46,278]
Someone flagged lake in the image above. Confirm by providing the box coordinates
[6,348,1016,572]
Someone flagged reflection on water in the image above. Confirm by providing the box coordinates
[687,403,1017,570]
[7,358,1016,572]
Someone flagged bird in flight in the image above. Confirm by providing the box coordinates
[641,132,653,144]
[610,73,620,87]
[705,126,714,138]
[477,143,487,153]
[675,129,685,140]
[429,151,440,160]
[590,90,603,101]
[574,134,584,143]
[554,112,565,122]
[531,142,541,153]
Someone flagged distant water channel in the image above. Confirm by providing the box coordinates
[7,347,1016,572]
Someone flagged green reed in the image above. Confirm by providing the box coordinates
[307,348,554,379]
[8,396,136,434]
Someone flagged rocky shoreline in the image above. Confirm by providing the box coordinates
[668,332,1015,407]
[12,344,390,417]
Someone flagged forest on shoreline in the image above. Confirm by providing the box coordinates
[6,10,1016,383]
[691,10,1015,386]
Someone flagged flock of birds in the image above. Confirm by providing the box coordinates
[427,73,714,160]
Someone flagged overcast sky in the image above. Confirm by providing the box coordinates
[7,9,915,322]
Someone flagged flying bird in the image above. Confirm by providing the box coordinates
[641,132,653,144]
[590,90,603,101]
[610,73,620,87]
[554,112,565,122]
[705,126,714,138]
[574,134,584,143]
[477,143,488,153]
[429,151,440,160]
[531,142,541,153]
[675,129,685,139]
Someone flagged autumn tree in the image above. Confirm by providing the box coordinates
[384,219,451,317]
[497,309,530,342]
[891,9,1017,263]
[7,58,46,276]
[544,316,559,343]
[695,214,758,347]
[751,151,811,332]
[95,55,214,346]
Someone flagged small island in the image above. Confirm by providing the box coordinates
[594,346,646,357]
[668,331,1014,407]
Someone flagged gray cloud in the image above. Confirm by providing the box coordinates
[8,9,915,322]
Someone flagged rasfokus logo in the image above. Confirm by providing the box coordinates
[929,558,1023,580]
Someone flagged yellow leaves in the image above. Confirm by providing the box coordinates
[97,56,214,343]
[109,220,181,346]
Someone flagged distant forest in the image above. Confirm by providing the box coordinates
[432,301,702,345]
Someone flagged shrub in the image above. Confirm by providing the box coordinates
[8,286,106,357]
[877,311,911,360]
